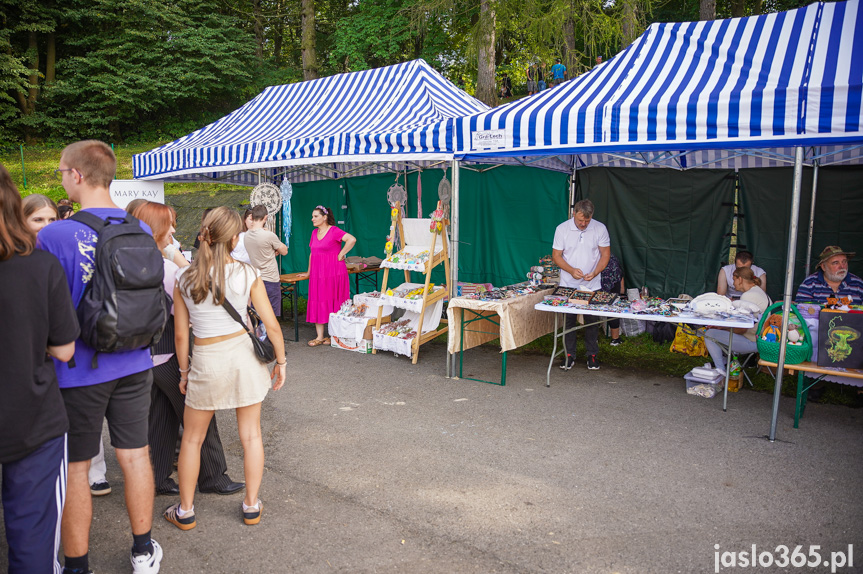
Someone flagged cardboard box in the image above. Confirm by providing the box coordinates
[330,336,372,354]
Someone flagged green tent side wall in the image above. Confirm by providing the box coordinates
[738,166,863,302]
[577,167,735,299]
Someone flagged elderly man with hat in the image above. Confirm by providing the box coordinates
[795,246,863,304]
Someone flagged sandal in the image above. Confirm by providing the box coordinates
[307,338,326,347]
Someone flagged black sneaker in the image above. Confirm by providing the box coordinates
[62,569,94,574]
[609,338,622,347]
[559,355,575,371]
[90,481,111,496]
[587,354,600,370]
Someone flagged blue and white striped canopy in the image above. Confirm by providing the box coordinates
[134,59,488,184]
[456,0,863,168]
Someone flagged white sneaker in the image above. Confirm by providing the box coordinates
[131,539,163,573]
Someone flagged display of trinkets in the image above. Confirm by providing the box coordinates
[569,291,594,306]
[550,286,576,299]
[375,319,417,340]
[589,291,618,305]
[335,301,369,318]
[461,282,550,302]
[539,255,560,278]
[386,249,430,266]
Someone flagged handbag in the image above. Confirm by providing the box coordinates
[670,324,708,357]
[220,301,277,364]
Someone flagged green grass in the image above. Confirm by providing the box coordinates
[0,142,248,203]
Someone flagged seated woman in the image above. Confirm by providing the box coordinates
[717,250,766,298]
[703,267,770,373]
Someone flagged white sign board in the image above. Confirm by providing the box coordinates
[109,180,165,209]
[470,129,509,150]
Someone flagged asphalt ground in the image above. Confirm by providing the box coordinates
[3,322,862,574]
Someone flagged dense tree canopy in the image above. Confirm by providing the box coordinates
[0,0,821,144]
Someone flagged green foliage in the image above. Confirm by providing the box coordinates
[0,0,816,144]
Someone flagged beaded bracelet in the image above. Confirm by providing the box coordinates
[179,366,191,373]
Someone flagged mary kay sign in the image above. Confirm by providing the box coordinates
[109,180,164,209]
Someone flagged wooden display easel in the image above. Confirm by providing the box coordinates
[373,202,450,364]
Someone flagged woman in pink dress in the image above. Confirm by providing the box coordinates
[305,205,356,346]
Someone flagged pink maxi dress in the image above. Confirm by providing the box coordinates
[306,226,349,324]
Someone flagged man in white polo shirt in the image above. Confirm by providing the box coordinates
[552,199,611,370]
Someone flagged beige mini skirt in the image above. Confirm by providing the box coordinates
[186,334,272,410]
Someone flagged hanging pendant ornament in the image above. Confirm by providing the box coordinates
[438,170,451,219]
[280,177,293,242]
[250,182,282,234]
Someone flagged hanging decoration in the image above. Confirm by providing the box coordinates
[386,179,407,252]
[416,170,422,214]
[437,169,451,219]
[280,177,293,242]
[429,201,444,234]
[385,207,398,257]
[250,182,282,234]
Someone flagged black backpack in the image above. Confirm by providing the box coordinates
[72,211,169,362]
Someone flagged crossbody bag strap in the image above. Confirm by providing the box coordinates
[219,299,252,335]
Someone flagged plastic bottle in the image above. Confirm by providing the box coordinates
[641,285,649,298]
[728,356,742,392]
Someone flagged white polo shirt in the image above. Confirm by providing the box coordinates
[552,217,610,291]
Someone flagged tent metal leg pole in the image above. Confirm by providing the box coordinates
[769,147,805,442]
[804,159,819,276]
[448,159,461,378]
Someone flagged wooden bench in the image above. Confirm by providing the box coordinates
[757,360,863,428]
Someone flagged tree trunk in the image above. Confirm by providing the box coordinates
[301,0,318,80]
[475,0,496,106]
[46,32,56,84]
[730,0,745,17]
[19,31,39,116]
[563,16,577,76]
[253,0,264,61]
[273,1,284,67]
[700,0,716,20]
[753,0,763,14]
[621,0,639,47]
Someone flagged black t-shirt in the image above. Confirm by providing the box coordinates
[0,249,79,463]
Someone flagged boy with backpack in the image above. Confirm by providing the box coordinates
[38,140,164,574]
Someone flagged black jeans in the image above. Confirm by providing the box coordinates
[564,314,600,358]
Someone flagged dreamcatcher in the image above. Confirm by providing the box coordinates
[280,177,293,242]
[250,182,282,234]
[386,179,407,253]
[437,169,451,219]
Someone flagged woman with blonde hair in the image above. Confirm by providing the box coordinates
[166,206,285,530]
[703,266,771,373]
[21,193,59,232]
[132,201,241,497]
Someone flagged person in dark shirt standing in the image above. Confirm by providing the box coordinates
[0,164,79,574]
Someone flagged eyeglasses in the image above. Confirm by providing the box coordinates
[53,168,78,181]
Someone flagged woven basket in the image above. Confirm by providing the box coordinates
[756,302,812,365]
